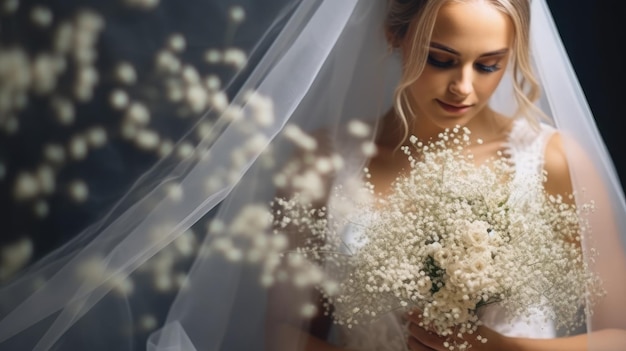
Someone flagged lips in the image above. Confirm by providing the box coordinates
[436,100,473,114]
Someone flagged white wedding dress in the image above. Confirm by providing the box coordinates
[336,118,558,351]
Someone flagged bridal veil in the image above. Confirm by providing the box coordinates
[0,0,624,350]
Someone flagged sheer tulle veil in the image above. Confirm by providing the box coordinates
[0,0,624,350]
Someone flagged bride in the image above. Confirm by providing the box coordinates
[0,0,624,350]
[265,0,626,350]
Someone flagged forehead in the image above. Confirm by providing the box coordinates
[430,2,514,53]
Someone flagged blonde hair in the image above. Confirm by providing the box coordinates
[384,0,544,144]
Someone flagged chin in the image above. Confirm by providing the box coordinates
[431,115,474,130]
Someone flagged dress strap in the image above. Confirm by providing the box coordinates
[505,118,556,200]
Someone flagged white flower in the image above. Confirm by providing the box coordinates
[461,220,491,247]
[263,126,602,350]
[433,246,452,267]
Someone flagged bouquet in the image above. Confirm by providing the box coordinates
[272,126,603,350]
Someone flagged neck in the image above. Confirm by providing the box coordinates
[410,106,509,144]
[375,106,511,151]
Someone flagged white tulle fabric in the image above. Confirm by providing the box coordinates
[0,0,624,350]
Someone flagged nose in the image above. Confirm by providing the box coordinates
[448,67,473,98]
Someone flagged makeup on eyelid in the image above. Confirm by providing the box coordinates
[427,52,504,73]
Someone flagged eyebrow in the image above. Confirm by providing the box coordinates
[430,42,509,57]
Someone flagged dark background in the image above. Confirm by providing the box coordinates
[547,0,626,192]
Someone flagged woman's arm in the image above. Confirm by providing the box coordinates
[267,323,348,351]
[265,276,347,351]
[407,316,626,351]
[510,329,626,351]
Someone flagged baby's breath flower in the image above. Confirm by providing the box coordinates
[267,127,602,351]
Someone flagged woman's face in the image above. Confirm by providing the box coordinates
[403,1,514,131]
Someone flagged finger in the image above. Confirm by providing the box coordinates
[408,322,444,349]
[407,336,435,351]
[405,309,423,324]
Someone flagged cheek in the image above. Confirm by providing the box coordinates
[409,71,446,98]
[476,72,506,99]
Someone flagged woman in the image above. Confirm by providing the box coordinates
[266,0,626,350]
[393,2,626,350]
[0,0,624,350]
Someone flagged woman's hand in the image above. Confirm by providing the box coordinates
[405,312,513,351]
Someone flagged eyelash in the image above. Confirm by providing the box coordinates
[427,55,501,73]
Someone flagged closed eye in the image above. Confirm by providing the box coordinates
[428,51,505,74]
[427,54,455,68]
[475,62,502,73]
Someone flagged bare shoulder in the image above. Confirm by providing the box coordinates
[543,131,574,198]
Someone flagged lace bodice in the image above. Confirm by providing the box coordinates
[335,119,558,350]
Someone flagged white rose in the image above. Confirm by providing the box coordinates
[446,263,465,286]
[461,220,492,247]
